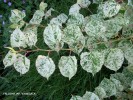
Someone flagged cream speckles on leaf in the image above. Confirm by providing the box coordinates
[82,91,100,100]
[10,28,27,48]
[58,56,77,80]
[43,24,63,52]
[36,55,55,80]
[3,50,16,68]
[80,51,104,76]
[14,54,30,75]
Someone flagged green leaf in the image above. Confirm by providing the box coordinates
[10,9,26,24]
[36,55,55,80]
[39,2,47,11]
[10,28,27,48]
[14,54,30,74]
[58,56,77,80]
[3,51,16,68]
[99,78,117,97]
[104,48,124,71]
[130,80,133,91]
[80,51,104,75]
[82,91,100,100]
[94,86,106,99]
[43,24,63,51]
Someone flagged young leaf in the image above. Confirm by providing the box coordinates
[99,78,117,97]
[10,28,27,48]
[10,9,26,23]
[70,95,82,100]
[14,54,30,74]
[58,56,77,80]
[36,55,55,80]
[39,2,47,11]
[43,24,63,51]
[29,10,44,25]
[3,51,16,68]
[94,86,106,99]
[104,48,124,71]
[69,4,81,15]
[45,8,54,19]
[80,51,104,75]
[82,91,100,100]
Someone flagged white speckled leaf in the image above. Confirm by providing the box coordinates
[10,28,26,48]
[94,86,106,99]
[58,56,77,80]
[98,1,121,18]
[77,0,91,8]
[45,8,54,19]
[63,25,83,45]
[104,48,124,71]
[122,25,133,37]
[36,55,55,80]
[67,13,84,27]
[82,91,100,100]
[110,78,124,92]
[23,24,38,47]
[70,95,82,100]
[69,4,81,15]
[43,24,63,51]
[14,54,30,74]
[84,18,106,37]
[30,10,44,25]
[130,80,133,91]
[39,2,47,11]
[80,51,104,75]
[10,9,26,23]
[99,78,117,97]
[3,51,16,68]
[57,13,68,24]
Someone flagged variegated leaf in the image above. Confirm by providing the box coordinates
[29,10,44,25]
[77,0,91,8]
[104,48,124,71]
[99,78,117,97]
[58,56,77,80]
[82,91,100,100]
[84,17,106,37]
[69,4,81,15]
[56,13,68,24]
[3,50,16,68]
[80,51,104,75]
[14,54,30,74]
[94,86,106,99]
[23,24,38,47]
[70,95,82,100]
[36,55,55,80]
[98,1,121,18]
[130,80,133,91]
[39,2,47,11]
[67,13,84,27]
[10,28,26,48]
[43,24,63,51]
[45,8,54,19]
[10,9,26,23]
